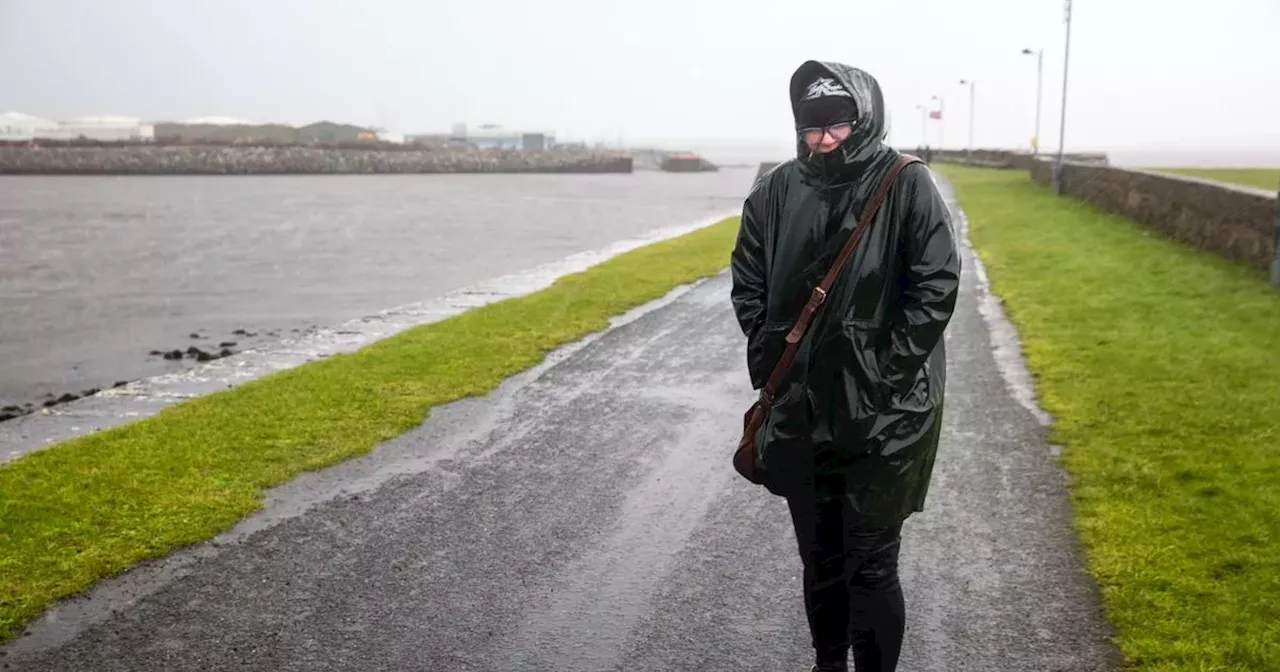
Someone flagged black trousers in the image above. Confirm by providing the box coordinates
[786,493,906,671]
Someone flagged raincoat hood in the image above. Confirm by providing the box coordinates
[789,60,893,182]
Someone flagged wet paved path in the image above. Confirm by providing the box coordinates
[4,174,1122,671]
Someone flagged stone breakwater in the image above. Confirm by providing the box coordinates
[0,146,634,175]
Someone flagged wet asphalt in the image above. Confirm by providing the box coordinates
[3,174,1123,672]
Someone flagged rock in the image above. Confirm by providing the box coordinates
[163,349,184,360]
[232,329,248,336]
[220,348,234,357]
[80,388,101,397]
[55,393,78,404]
[219,341,237,348]
[1,404,22,413]
[113,380,129,388]
[187,346,226,362]
[190,333,203,339]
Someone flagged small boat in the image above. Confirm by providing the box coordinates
[660,152,719,173]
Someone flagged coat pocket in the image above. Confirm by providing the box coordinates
[889,360,932,413]
[747,321,793,389]
[838,318,888,418]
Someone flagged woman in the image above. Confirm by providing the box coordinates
[730,60,961,672]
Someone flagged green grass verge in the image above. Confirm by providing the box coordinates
[939,165,1280,671]
[1153,167,1280,191]
[0,216,740,641]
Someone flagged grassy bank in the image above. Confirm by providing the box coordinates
[1154,167,1279,191]
[0,217,740,641]
[940,165,1280,670]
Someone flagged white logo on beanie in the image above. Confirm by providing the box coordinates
[803,77,852,100]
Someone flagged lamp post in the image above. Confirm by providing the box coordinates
[1054,0,1074,195]
[1271,180,1280,288]
[1021,48,1044,156]
[958,79,975,163]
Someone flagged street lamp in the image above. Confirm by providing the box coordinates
[1271,182,1280,288]
[958,79,975,163]
[1054,0,1075,195]
[1021,48,1044,156]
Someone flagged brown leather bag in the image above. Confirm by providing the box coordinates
[733,154,921,485]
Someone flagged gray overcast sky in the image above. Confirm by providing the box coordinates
[3,0,1278,161]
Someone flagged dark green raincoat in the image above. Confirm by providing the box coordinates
[730,61,961,523]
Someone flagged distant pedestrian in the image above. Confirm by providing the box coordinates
[730,60,960,672]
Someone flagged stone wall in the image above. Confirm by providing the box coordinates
[899,147,1110,169]
[0,146,634,175]
[754,149,1110,179]
[1029,159,1278,272]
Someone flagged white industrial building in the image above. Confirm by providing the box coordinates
[0,112,57,141]
[0,111,154,142]
[450,123,556,151]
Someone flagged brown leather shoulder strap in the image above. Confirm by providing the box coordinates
[759,154,921,404]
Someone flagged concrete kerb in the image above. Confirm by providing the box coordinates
[929,170,1056,431]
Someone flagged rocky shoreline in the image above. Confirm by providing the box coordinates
[0,146,634,175]
[0,324,326,424]
[0,382,130,423]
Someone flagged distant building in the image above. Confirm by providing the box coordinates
[1,112,154,142]
[0,112,57,141]
[47,116,155,142]
[449,123,556,151]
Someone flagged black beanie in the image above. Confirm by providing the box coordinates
[795,76,858,128]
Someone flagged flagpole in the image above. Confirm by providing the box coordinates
[931,95,945,150]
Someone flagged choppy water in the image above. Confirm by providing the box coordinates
[0,168,757,412]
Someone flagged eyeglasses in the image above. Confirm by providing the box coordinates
[801,121,854,145]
